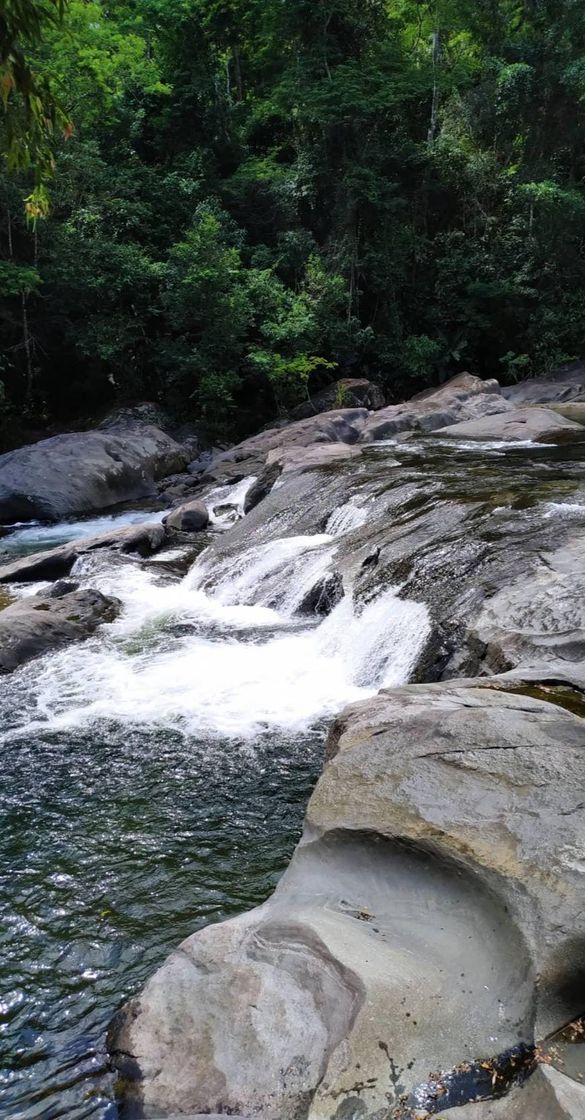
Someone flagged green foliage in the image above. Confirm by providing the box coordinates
[2,0,585,439]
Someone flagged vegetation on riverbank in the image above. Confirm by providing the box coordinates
[2,0,585,444]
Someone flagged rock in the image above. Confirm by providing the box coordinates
[359,373,510,442]
[0,423,189,523]
[530,402,585,426]
[99,402,174,431]
[0,585,120,672]
[0,522,167,584]
[243,463,282,514]
[435,406,585,443]
[109,672,585,1119]
[295,571,344,616]
[290,378,385,421]
[444,1065,585,1119]
[163,500,209,533]
[266,443,365,473]
[503,362,585,406]
[470,533,585,673]
[199,409,370,484]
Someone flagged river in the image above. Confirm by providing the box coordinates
[0,460,432,1118]
[3,436,585,1118]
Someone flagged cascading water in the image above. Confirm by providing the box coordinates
[0,475,430,1119]
[4,516,430,741]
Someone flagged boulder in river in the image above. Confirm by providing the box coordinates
[163,500,209,533]
[435,406,585,443]
[0,522,167,584]
[0,421,189,523]
[109,671,585,1119]
[0,585,120,672]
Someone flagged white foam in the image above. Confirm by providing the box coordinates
[205,476,256,528]
[4,530,430,742]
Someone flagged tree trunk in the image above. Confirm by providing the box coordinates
[427,29,441,146]
[22,293,34,403]
[233,45,244,101]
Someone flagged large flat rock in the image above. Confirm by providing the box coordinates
[109,674,585,1119]
[0,423,189,523]
[435,407,585,443]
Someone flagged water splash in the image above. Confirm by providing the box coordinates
[3,530,430,742]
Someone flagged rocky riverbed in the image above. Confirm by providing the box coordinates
[1,373,585,1119]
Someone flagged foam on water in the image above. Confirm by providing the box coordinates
[326,499,368,536]
[3,527,430,742]
[543,501,585,518]
[205,475,256,527]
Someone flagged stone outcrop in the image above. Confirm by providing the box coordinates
[0,421,189,523]
[194,375,513,486]
[0,584,120,672]
[469,534,585,675]
[109,671,585,1119]
[435,406,585,443]
[503,362,585,406]
[358,373,510,443]
[163,499,210,533]
[290,378,385,420]
[0,522,166,583]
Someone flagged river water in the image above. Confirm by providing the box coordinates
[3,438,585,1119]
[0,467,430,1118]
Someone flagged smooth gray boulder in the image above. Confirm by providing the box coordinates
[163,500,209,533]
[0,423,189,523]
[359,373,510,442]
[0,584,120,672]
[109,674,585,1119]
[435,406,585,443]
[0,522,167,584]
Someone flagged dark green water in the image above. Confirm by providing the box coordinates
[0,724,320,1118]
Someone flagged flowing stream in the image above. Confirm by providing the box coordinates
[0,472,430,1119]
[3,438,585,1119]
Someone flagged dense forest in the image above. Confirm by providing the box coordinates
[2,0,585,445]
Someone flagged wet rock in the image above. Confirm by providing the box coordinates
[243,463,282,514]
[290,378,385,421]
[470,533,585,673]
[296,571,344,616]
[0,585,120,672]
[110,672,585,1118]
[435,406,585,443]
[359,373,510,442]
[163,500,209,533]
[0,423,189,523]
[444,1065,585,1118]
[0,522,167,584]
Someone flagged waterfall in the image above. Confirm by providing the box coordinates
[3,509,430,741]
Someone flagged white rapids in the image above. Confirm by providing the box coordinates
[1,486,431,741]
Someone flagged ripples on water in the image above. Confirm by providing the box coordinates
[4,441,584,1119]
[0,478,430,1119]
[0,723,320,1118]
